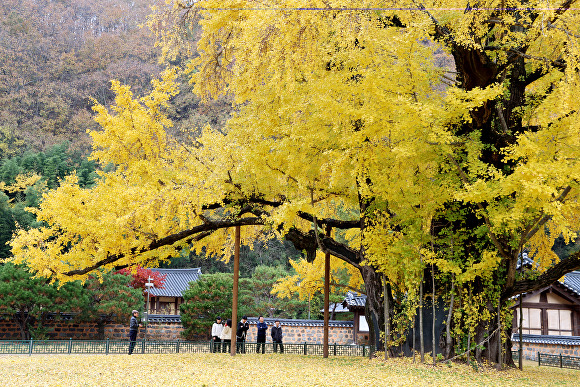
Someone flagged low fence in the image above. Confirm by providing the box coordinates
[537,352,580,369]
[0,339,373,357]
[512,350,580,370]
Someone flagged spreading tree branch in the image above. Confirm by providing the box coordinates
[508,250,580,297]
[284,228,361,269]
[63,217,263,276]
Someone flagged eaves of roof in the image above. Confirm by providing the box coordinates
[341,291,367,309]
[511,333,580,346]
[245,317,354,328]
[145,315,354,328]
[560,271,580,296]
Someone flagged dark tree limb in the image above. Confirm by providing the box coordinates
[507,250,580,297]
[296,211,360,229]
[63,217,264,276]
[284,228,361,268]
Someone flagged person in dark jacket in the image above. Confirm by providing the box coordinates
[271,320,284,353]
[128,310,141,355]
[236,316,249,353]
[256,316,268,354]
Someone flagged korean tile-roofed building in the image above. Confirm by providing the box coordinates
[146,268,202,315]
[513,270,580,337]
[320,302,351,314]
[341,291,369,344]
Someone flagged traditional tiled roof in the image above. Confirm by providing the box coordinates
[516,252,535,269]
[561,271,580,296]
[147,268,202,297]
[246,317,353,328]
[511,333,580,346]
[342,291,366,309]
[319,303,350,313]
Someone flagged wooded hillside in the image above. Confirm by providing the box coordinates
[0,0,231,158]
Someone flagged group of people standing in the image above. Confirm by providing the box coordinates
[211,316,284,354]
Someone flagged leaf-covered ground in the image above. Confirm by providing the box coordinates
[0,354,577,386]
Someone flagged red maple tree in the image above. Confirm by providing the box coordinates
[117,266,166,294]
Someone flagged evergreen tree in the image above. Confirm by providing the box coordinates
[180,273,247,340]
[79,271,144,340]
[0,144,98,260]
[0,263,87,339]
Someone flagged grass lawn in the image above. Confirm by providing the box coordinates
[0,353,577,386]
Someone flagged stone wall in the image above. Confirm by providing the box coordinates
[0,315,354,344]
[0,319,100,340]
[0,315,179,341]
[104,322,183,341]
[245,323,353,344]
[512,342,580,360]
[0,319,23,340]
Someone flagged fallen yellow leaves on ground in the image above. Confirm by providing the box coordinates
[0,353,577,386]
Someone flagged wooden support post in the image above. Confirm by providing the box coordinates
[231,225,241,356]
[323,226,331,358]
[519,293,523,370]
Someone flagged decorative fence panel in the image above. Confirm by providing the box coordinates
[512,350,580,370]
[537,352,580,370]
[0,340,372,357]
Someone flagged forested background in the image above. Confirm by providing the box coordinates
[0,0,339,329]
[0,0,233,155]
[0,0,232,264]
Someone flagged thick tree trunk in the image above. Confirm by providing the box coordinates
[466,300,516,368]
[384,276,390,360]
[360,265,384,353]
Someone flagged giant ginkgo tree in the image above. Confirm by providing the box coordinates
[9,1,580,366]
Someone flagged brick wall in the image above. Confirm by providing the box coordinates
[0,319,100,340]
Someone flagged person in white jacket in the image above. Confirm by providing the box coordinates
[220,319,232,353]
[211,316,224,353]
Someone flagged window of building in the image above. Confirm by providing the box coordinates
[518,308,542,334]
[547,309,573,336]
